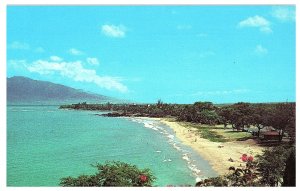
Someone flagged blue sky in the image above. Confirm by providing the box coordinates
[7,6,295,103]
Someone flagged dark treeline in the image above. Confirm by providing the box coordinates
[60,101,295,142]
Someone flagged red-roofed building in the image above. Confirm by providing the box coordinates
[260,131,281,141]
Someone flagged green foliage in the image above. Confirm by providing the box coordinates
[230,102,254,131]
[60,161,156,187]
[226,162,259,186]
[256,145,293,186]
[217,106,234,128]
[197,145,295,187]
[196,176,228,187]
[60,102,295,142]
[283,147,296,186]
[60,175,99,186]
[198,127,228,142]
[59,102,296,187]
[218,130,252,141]
[270,103,295,142]
[198,110,220,125]
[193,101,215,111]
[196,161,259,187]
[180,123,228,142]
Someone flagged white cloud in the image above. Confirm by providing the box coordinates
[26,59,128,93]
[50,56,63,62]
[8,59,28,70]
[86,57,100,66]
[271,6,295,22]
[101,24,127,38]
[238,15,272,33]
[68,48,84,55]
[176,25,192,30]
[8,41,30,50]
[255,45,268,55]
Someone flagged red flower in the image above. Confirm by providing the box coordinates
[140,175,147,182]
[240,154,254,162]
[248,156,254,162]
[241,154,248,162]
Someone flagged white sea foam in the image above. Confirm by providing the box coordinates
[182,154,190,162]
[143,122,161,131]
[196,177,203,183]
[131,117,204,178]
[130,118,163,132]
[131,119,143,123]
[188,165,201,175]
[173,143,182,151]
[167,134,174,139]
[144,122,153,128]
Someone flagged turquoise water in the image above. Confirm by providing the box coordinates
[7,105,217,186]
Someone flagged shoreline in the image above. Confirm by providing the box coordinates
[158,118,265,176]
[121,116,265,176]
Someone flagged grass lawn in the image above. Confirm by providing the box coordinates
[213,129,252,141]
[178,121,252,142]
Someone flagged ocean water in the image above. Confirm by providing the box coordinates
[7,105,217,186]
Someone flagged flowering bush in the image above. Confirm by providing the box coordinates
[139,174,147,183]
[248,155,254,162]
[60,161,155,187]
[196,146,295,187]
[196,160,259,187]
[241,154,254,162]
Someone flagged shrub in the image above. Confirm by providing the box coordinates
[196,145,295,187]
[60,161,156,187]
[196,159,260,187]
[256,145,293,186]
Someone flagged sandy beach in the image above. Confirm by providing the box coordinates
[159,118,265,175]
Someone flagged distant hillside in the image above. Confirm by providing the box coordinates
[7,76,114,105]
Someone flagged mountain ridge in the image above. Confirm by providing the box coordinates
[7,76,115,105]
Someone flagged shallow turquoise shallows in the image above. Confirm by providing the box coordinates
[7,105,217,186]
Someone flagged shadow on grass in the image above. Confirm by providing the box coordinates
[236,137,253,141]
[257,140,284,147]
[223,131,247,134]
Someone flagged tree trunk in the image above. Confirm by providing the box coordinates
[279,129,283,142]
[257,125,262,137]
